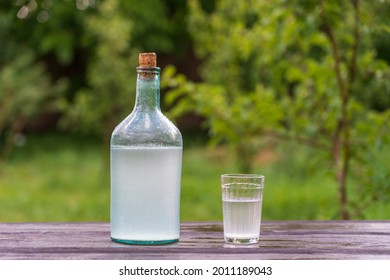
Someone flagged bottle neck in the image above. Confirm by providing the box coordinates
[135,67,161,112]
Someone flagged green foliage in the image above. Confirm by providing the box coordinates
[3,0,92,66]
[60,0,190,140]
[0,51,66,165]
[0,0,193,170]
[164,0,390,218]
[61,0,137,140]
[1,0,191,139]
[349,109,390,217]
[164,65,282,172]
[120,0,190,55]
[164,0,289,172]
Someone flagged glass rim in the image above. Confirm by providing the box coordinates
[221,174,264,179]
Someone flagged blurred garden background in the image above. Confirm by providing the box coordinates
[0,0,389,222]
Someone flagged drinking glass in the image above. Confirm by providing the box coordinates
[221,174,265,244]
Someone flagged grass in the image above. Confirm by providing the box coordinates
[0,132,388,222]
[0,133,108,221]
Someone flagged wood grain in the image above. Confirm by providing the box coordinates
[1,221,390,259]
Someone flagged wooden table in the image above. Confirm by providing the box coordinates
[1,221,390,259]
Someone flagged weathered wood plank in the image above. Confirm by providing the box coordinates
[1,221,390,259]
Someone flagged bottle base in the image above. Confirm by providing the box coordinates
[111,237,179,245]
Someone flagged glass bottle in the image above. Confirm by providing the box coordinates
[110,53,182,245]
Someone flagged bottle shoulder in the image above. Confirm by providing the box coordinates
[111,110,182,147]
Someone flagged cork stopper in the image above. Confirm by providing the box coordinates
[139,52,157,67]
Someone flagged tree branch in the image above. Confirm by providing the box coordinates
[318,0,361,220]
[348,0,360,87]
